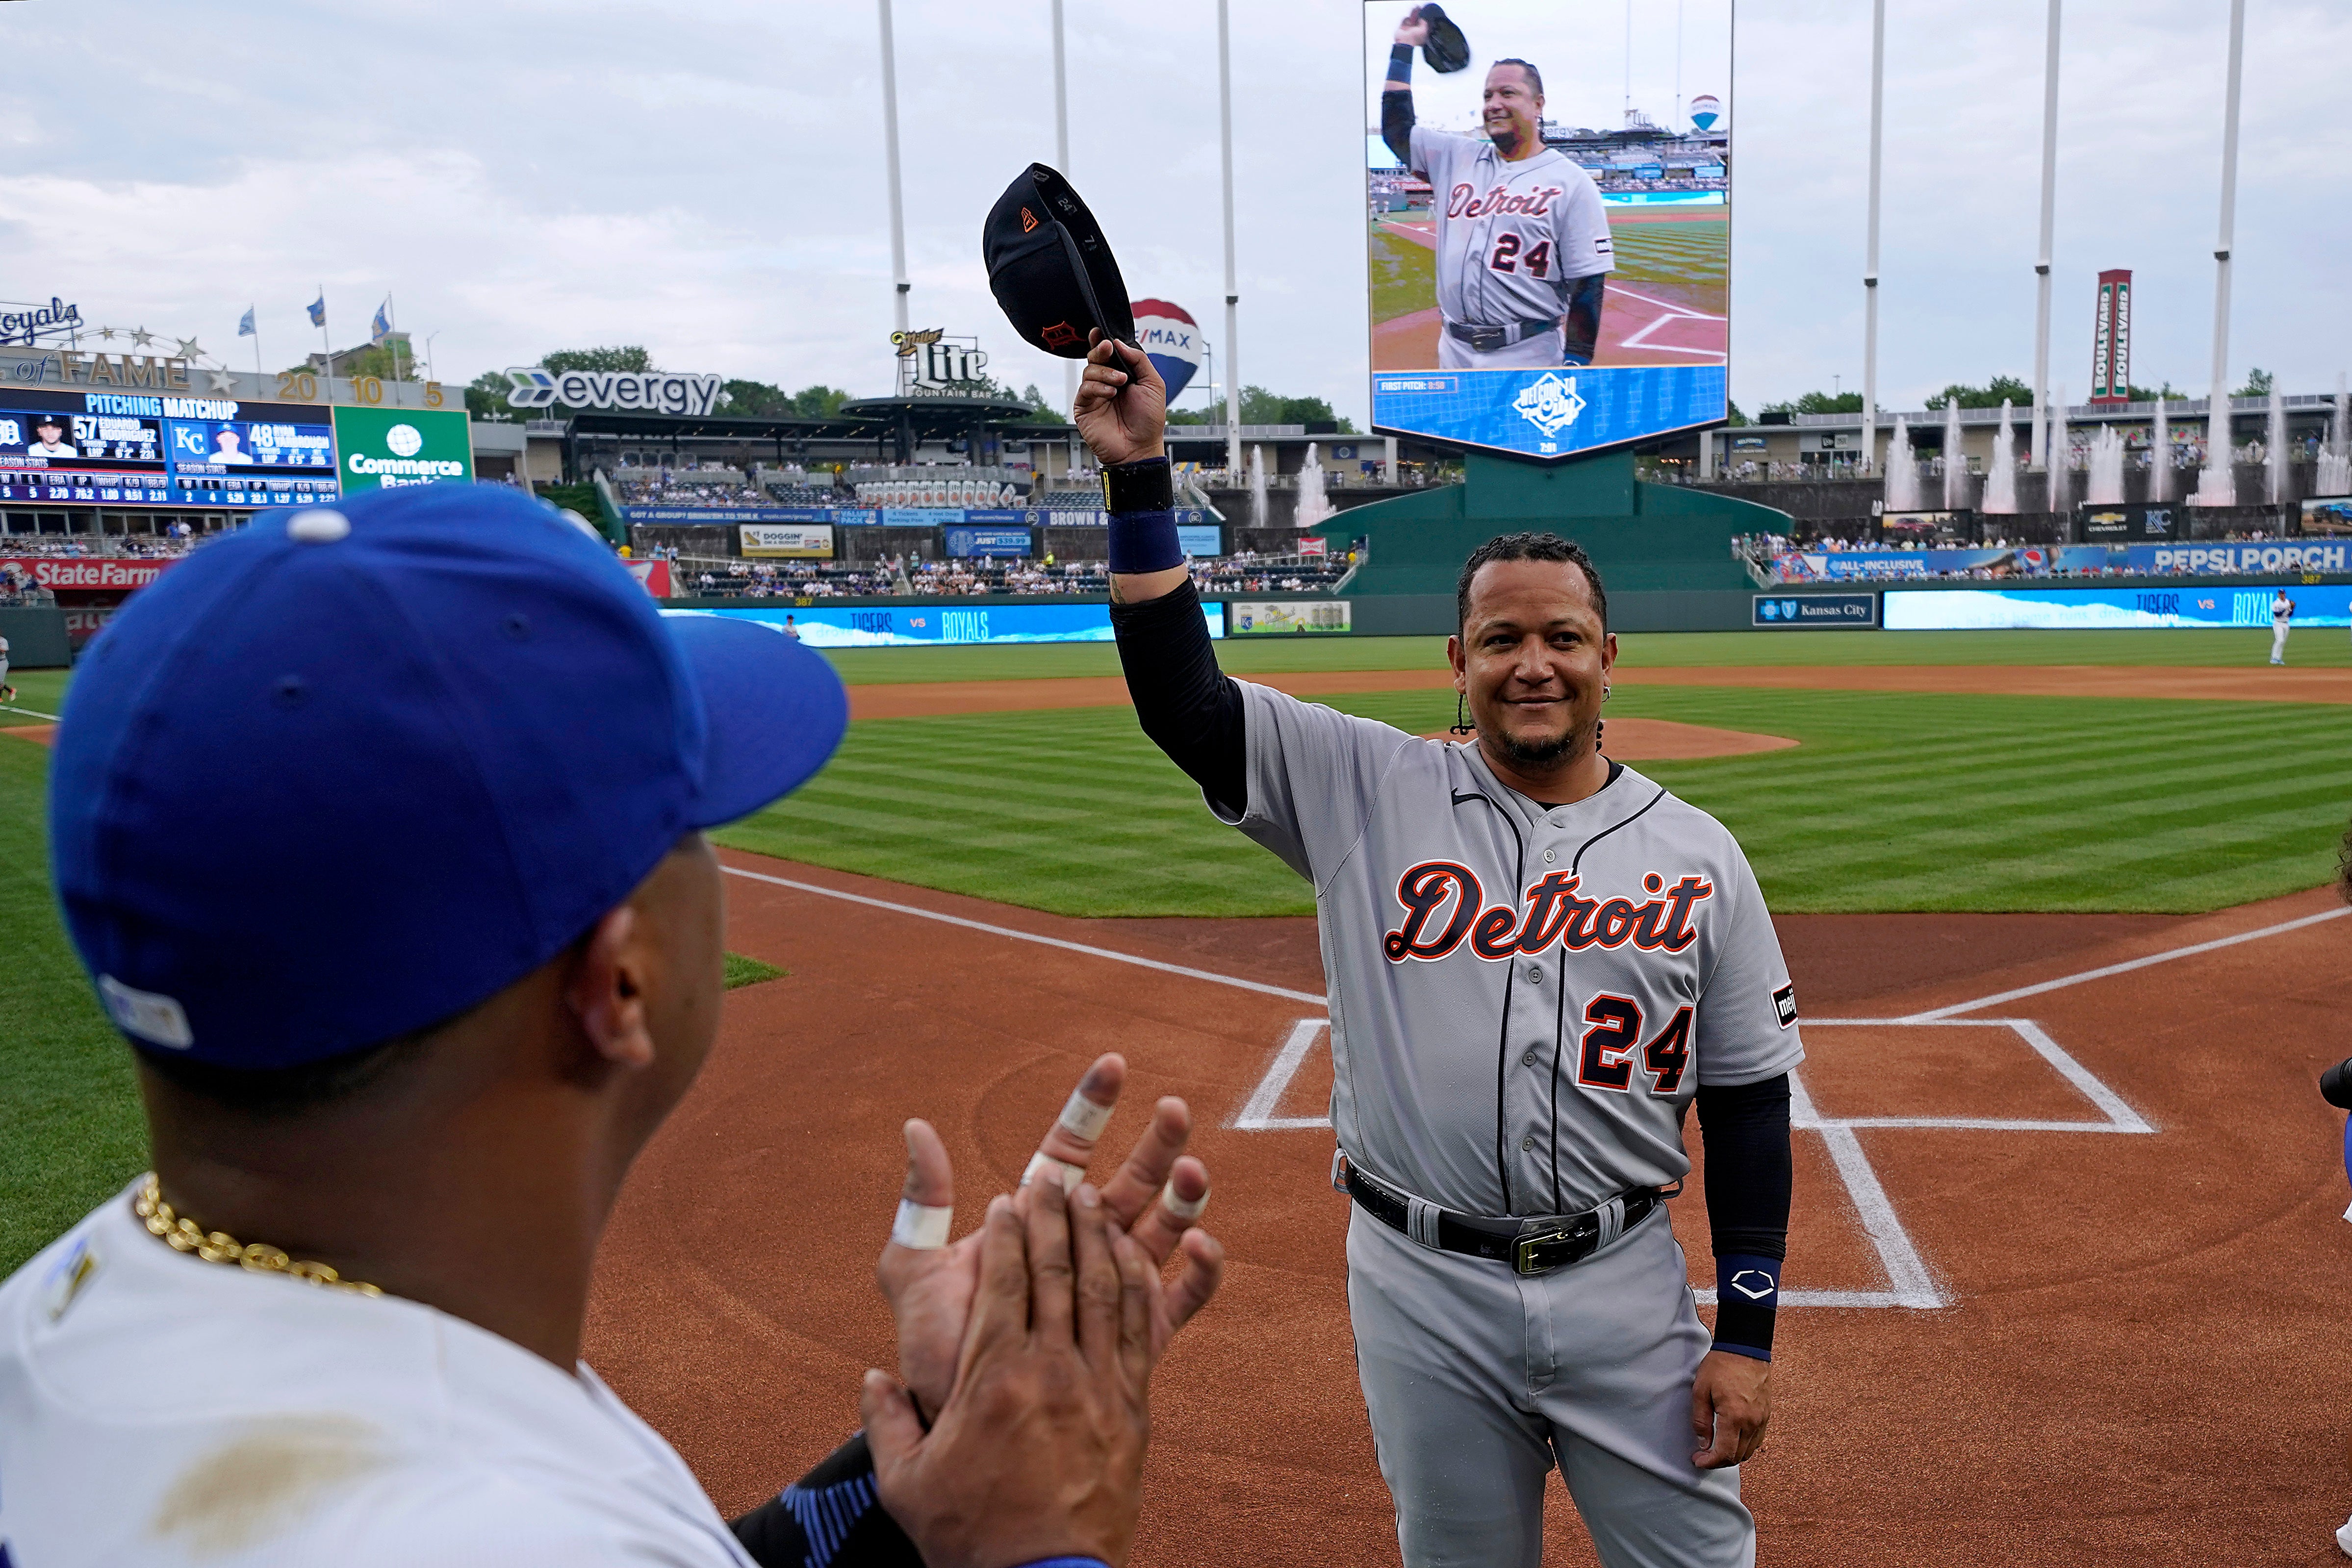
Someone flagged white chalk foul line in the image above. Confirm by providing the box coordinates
[1,704,62,722]
[719,864,1329,1007]
[1899,906,2351,1023]
[1804,1017,2153,1136]
[1233,1019,1331,1130]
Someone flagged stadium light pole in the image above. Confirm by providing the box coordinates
[877,0,912,338]
[1054,0,1076,416]
[2204,0,2247,491]
[1860,0,1884,476]
[2029,0,2061,472]
[1218,0,1241,480]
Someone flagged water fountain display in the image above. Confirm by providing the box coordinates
[2266,389,2289,506]
[1293,445,1335,531]
[1981,400,2018,514]
[1248,445,1269,529]
[2085,426,2127,506]
[2147,400,2172,503]
[2194,391,2239,506]
[1941,399,1968,511]
[1884,416,1920,511]
[2045,386,2070,514]
[2320,374,2352,496]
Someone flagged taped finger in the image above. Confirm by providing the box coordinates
[1057,1085,1114,1143]
[890,1199,953,1250]
[1023,1151,1085,1193]
[1159,1179,1209,1224]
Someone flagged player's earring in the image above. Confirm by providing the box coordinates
[1450,692,1475,735]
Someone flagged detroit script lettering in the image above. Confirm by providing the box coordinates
[1382,864,1713,963]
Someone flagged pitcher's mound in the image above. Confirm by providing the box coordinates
[1421,716,1796,760]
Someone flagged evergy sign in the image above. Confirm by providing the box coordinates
[505,367,722,416]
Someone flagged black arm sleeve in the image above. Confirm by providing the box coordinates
[1381,88,1415,168]
[1693,1073,1792,1261]
[729,1431,923,1568]
[1108,577,1247,817]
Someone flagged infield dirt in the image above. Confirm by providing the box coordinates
[586,847,2352,1567]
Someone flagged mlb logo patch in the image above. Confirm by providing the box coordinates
[1772,983,1798,1029]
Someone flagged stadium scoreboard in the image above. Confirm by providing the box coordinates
[0,388,467,508]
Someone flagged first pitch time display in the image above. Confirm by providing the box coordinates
[1362,0,1731,458]
[0,389,341,508]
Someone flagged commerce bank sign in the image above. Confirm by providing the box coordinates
[505,367,722,417]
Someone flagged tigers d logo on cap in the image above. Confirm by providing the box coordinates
[983,163,1134,359]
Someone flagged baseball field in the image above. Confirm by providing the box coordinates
[7,625,2352,1564]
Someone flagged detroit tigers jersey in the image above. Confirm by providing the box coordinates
[1408,125,1613,329]
[1222,683,1802,1218]
[0,1182,757,1567]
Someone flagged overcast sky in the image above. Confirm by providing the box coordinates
[3,0,2345,424]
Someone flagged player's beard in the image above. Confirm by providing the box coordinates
[1488,711,1592,769]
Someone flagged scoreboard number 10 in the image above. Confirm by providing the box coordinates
[271,372,445,409]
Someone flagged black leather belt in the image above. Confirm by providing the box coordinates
[1345,1162,1664,1276]
[1444,316,1561,353]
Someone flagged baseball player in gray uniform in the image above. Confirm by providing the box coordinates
[1076,333,1797,1568]
[1383,7,1615,371]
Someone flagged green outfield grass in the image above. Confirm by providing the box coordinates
[817,626,2352,685]
[0,734,143,1274]
[0,668,72,725]
[714,683,2352,918]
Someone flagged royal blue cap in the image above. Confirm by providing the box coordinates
[48,484,846,1070]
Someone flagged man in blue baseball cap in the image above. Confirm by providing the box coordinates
[0,484,1222,1567]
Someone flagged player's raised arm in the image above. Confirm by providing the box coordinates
[1074,332,1248,818]
[1381,8,1429,165]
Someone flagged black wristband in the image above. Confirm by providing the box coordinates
[1388,42,1414,76]
[1103,454,1174,514]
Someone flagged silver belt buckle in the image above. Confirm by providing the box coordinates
[1512,1226,1573,1276]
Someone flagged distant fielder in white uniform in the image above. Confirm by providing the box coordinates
[2272,589,2295,664]
[1382,8,1613,371]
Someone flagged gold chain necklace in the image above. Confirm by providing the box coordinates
[133,1173,382,1297]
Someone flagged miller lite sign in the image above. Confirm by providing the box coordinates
[892,330,989,394]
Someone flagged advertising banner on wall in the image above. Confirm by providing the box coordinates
[0,555,176,592]
[330,406,473,494]
[1361,0,1730,459]
[943,526,1034,558]
[669,601,1225,648]
[622,558,672,597]
[1752,593,1874,627]
[740,524,836,558]
[1228,600,1353,634]
[1885,585,2352,631]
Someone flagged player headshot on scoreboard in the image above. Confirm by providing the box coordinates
[27,416,77,458]
[210,426,252,463]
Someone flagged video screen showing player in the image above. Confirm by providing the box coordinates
[1363,0,1729,374]
[26,415,77,458]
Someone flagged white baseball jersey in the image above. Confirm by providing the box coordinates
[2274,594,2295,627]
[1222,683,1802,1217]
[1408,126,1613,329]
[0,1182,756,1567]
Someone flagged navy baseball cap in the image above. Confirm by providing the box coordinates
[48,484,846,1071]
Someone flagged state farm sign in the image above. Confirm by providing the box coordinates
[1,556,176,591]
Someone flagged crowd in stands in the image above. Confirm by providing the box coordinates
[612,473,769,508]
[0,532,197,559]
[667,546,1349,602]
[1738,526,2316,583]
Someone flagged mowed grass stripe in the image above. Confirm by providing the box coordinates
[718,685,2352,917]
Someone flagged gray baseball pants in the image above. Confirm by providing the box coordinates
[1346,1203,1754,1568]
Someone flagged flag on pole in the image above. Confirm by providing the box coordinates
[307,294,326,328]
[237,306,256,337]
[369,299,391,346]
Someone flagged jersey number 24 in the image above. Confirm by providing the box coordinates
[1577,995,1691,1096]
[1489,233,1553,278]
